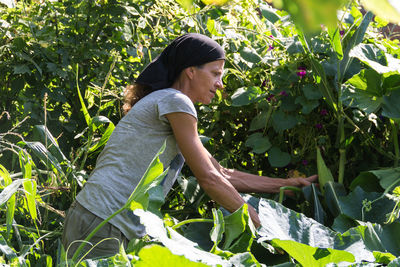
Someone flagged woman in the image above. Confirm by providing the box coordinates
[62,33,317,259]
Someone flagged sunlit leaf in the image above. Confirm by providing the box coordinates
[361,0,400,24]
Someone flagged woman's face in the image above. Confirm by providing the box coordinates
[187,59,224,104]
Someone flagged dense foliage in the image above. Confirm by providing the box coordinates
[1,0,400,266]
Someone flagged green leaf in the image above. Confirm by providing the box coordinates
[339,186,396,224]
[23,179,37,221]
[0,235,18,262]
[125,141,168,211]
[223,204,254,251]
[24,142,64,175]
[13,64,30,75]
[134,245,209,266]
[256,198,375,262]
[228,252,261,266]
[272,110,298,131]
[88,120,115,153]
[382,89,400,119]
[373,251,397,265]
[271,239,355,266]
[239,47,262,64]
[76,65,92,128]
[0,179,24,208]
[245,133,271,154]
[349,44,391,74]
[210,209,224,250]
[302,84,323,100]
[33,125,67,162]
[324,182,346,217]
[361,0,400,24]
[259,4,281,23]
[355,167,400,191]
[338,11,373,83]
[231,87,262,106]
[316,147,335,193]
[134,209,229,266]
[249,110,268,131]
[327,26,343,59]
[302,184,326,224]
[273,0,346,34]
[295,96,319,114]
[268,147,291,168]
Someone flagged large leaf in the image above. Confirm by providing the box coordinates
[338,11,373,83]
[210,209,225,250]
[134,209,229,266]
[0,179,24,207]
[347,222,400,256]
[271,110,298,131]
[361,0,400,24]
[134,244,209,267]
[349,44,393,74]
[327,26,343,59]
[223,204,255,252]
[256,198,375,262]
[125,141,168,211]
[0,165,16,240]
[338,186,395,224]
[267,147,291,168]
[302,183,326,224]
[231,87,263,107]
[352,167,400,192]
[273,0,346,34]
[245,133,271,154]
[23,142,64,175]
[33,125,67,162]
[382,89,400,119]
[271,239,355,266]
[324,182,347,217]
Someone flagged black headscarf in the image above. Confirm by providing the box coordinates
[136,33,225,91]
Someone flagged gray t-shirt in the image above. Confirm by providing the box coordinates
[76,88,197,240]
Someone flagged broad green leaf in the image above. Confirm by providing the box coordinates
[0,179,24,207]
[134,209,229,266]
[0,164,12,187]
[338,11,373,83]
[125,141,168,211]
[339,187,395,224]
[23,179,37,221]
[249,110,268,131]
[273,0,346,34]
[260,4,280,23]
[33,125,67,162]
[88,120,115,153]
[134,245,208,267]
[268,147,291,168]
[327,26,343,59]
[331,214,358,233]
[310,58,337,110]
[346,222,400,256]
[373,251,397,265]
[239,47,262,64]
[210,209,225,250]
[231,87,262,106]
[354,167,400,191]
[256,198,375,262]
[316,147,334,193]
[361,0,400,24]
[183,222,214,251]
[0,165,15,239]
[382,89,400,119]
[302,84,323,100]
[349,44,391,74]
[271,110,298,131]
[228,252,260,266]
[295,96,319,114]
[178,176,202,204]
[24,142,64,175]
[324,182,346,217]
[223,204,254,251]
[0,235,17,262]
[346,69,383,96]
[76,65,92,128]
[271,239,355,266]
[245,133,271,154]
[302,183,326,224]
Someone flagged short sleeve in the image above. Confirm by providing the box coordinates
[157,90,197,122]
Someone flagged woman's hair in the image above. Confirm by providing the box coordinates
[122,83,152,115]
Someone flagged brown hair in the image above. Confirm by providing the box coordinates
[122,83,153,115]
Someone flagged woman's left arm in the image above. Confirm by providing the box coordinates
[206,151,317,193]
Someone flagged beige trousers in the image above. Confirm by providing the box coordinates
[62,201,129,260]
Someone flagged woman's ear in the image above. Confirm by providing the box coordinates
[183,66,196,80]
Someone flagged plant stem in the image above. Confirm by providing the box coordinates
[338,116,346,184]
[71,205,125,262]
[171,218,213,230]
[391,120,399,167]
[278,186,302,203]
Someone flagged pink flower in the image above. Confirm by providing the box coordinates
[279,90,288,97]
[302,160,308,166]
[320,109,328,116]
[315,123,323,129]
[267,94,275,102]
[261,80,267,87]
[340,30,345,37]
[296,67,307,78]
[267,45,274,51]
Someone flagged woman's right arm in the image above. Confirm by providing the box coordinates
[165,112,261,228]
